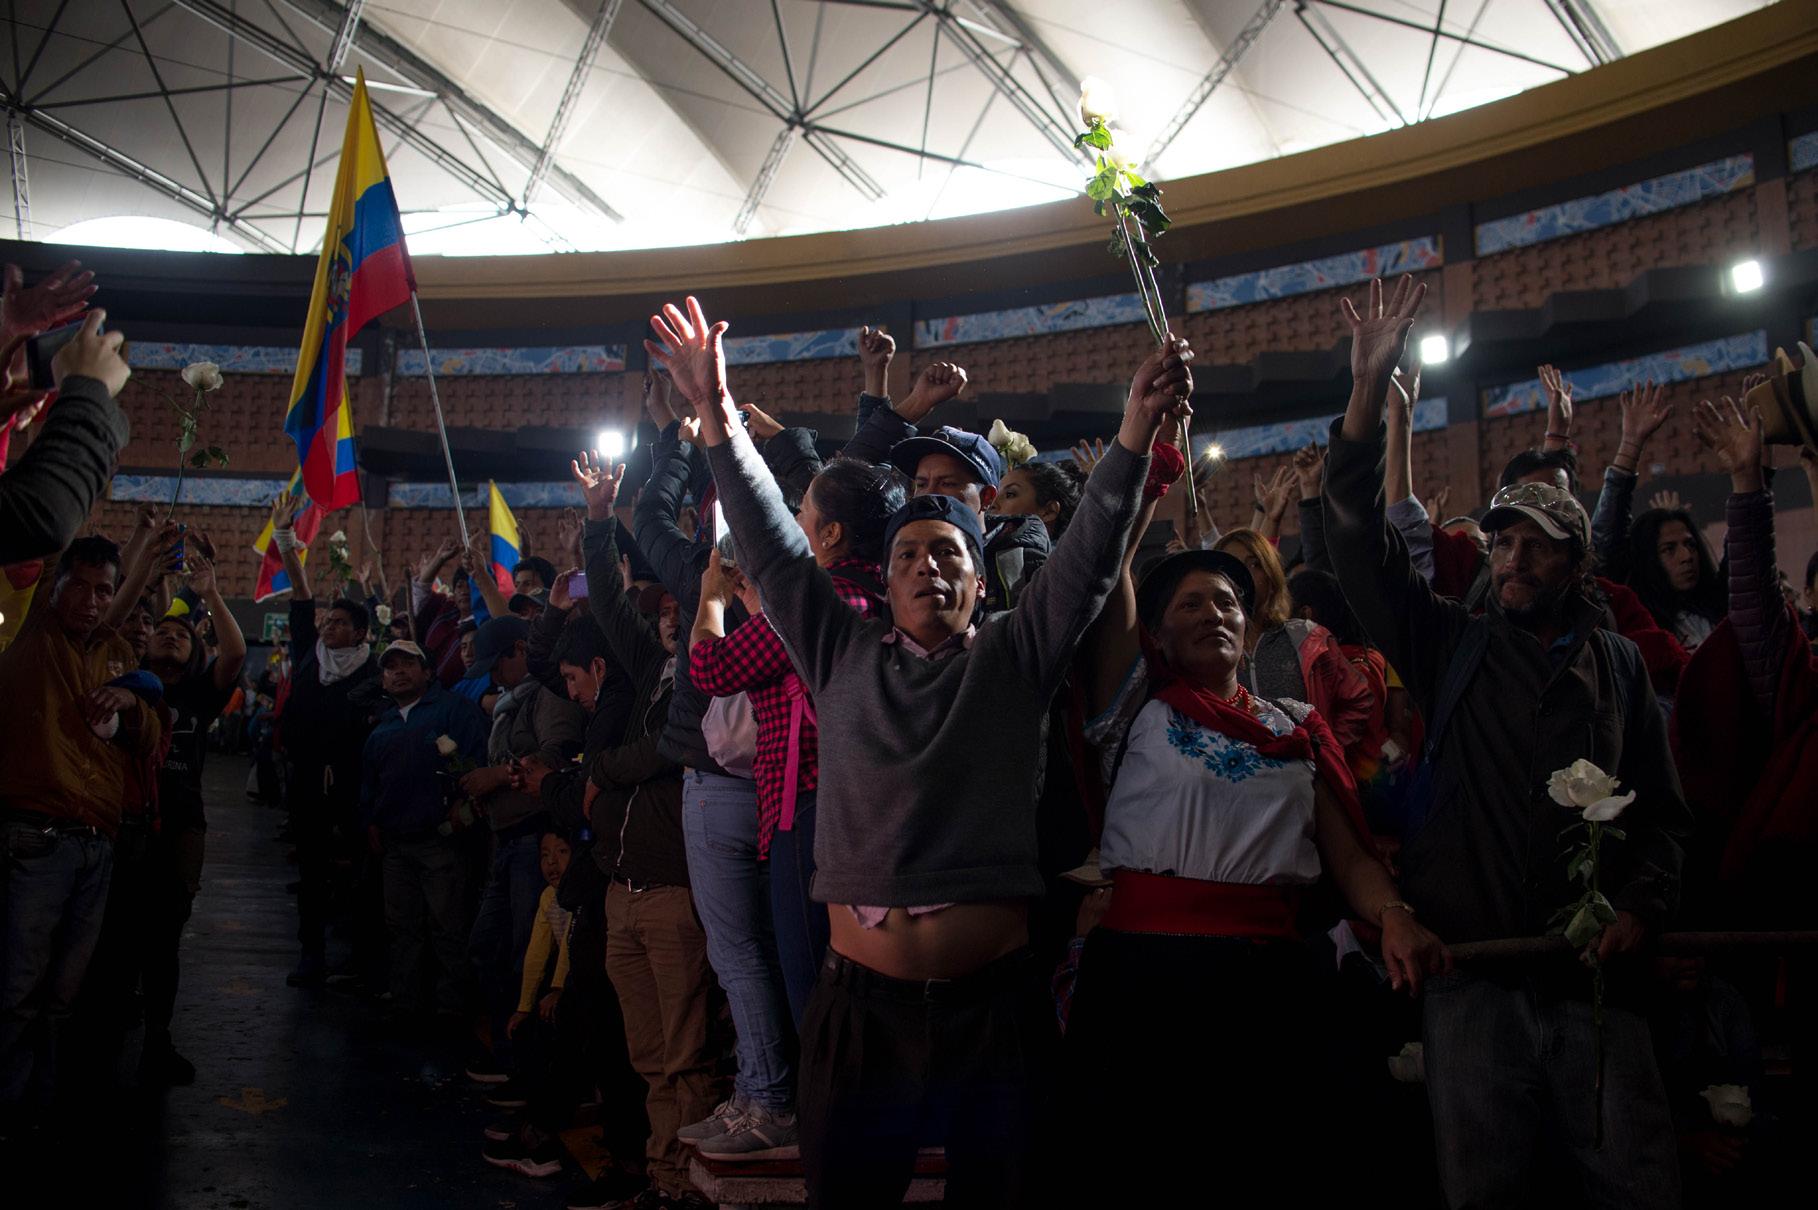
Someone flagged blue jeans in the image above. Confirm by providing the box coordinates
[680,770,793,1110]
[467,829,545,1066]
[1422,971,1681,1209]
[769,791,830,1028]
[0,821,113,1109]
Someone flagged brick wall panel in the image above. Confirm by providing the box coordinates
[1788,169,1818,251]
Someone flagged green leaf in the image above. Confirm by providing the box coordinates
[1132,181,1163,201]
[188,449,211,468]
[1120,166,1148,189]
[1566,850,1595,886]
[1563,903,1603,949]
[1601,827,1626,842]
[1126,195,1172,237]
[1591,894,1618,924]
[1085,169,1117,202]
[208,446,229,467]
[1074,124,1112,151]
[177,428,195,454]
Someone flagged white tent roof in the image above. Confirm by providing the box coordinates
[0,0,1776,256]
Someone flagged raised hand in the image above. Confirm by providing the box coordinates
[1071,438,1108,476]
[674,414,703,446]
[571,450,624,520]
[269,488,301,531]
[50,308,129,397]
[1,259,96,336]
[418,537,461,584]
[1615,380,1671,471]
[1647,489,1683,512]
[1424,485,1452,521]
[184,552,218,597]
[1121,336,1194,451]
[1255,464,1297,520]
[645,296,738,443]
[858,324,895,396]
[555,508,583,567]
[699,547,739,605]
[738,400,784,440]
[548,566,581,612]
[1292,443,1325,498]
[1341,276,1426,398]
[898,361,968,424]
[643,368,676,428]
[0,332,46,423]
[1691,396,1763,490]
[1539,363,1575,440]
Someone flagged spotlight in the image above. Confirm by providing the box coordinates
[1201,443,1225,463]
[595,429,625,459]
[1730,259,1764,294]
[1418,334,1450,365]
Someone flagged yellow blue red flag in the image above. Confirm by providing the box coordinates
[487,481,521,595]
[251,468,325,602]
[283,69,414,510]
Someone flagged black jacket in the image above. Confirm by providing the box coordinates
[1322,419,1689,953]
[279,598,384,807]
[583,515,687,888]
[0,375,129,565]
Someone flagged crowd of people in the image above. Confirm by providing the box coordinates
[0,259,1815,1210]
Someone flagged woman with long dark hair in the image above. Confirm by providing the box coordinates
[1624,506,1725,651]
[994,459,1083,540]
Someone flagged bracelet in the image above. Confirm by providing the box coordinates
[1379,899,1416,922]
[272,527,298,553]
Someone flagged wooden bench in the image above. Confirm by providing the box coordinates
[688,1147,947,1207]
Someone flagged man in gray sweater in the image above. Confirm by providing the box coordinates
[647,296,1192,1210]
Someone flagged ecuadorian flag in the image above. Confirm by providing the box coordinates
[283,69,414,510]
[251,468,325,602]
[487,481,521,595]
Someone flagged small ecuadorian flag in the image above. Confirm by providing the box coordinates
[251,468,324,602]
[282,69,414,511]
[487,481,521,595]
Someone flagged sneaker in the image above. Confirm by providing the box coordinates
[481,1132,564,1178]
[464,1055,509,1085]
[564,1169,648,1210]
[482,1114,522,1142]
[695,1104,800,1161]
[139,1043,196,1087]
[485,1078,530,1108]
[286,954,325,988]
[676,1096,744,1146]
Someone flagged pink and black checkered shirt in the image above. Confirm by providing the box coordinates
[689,556,882,858]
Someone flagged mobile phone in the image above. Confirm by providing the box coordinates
[566,571,589,600]
[25,318,99,390]
[168,525,188,574]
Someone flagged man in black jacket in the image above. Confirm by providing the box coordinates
[268,491,385,989]
[1323,277,1690,1209]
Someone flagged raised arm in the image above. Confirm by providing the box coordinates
[1591,381,1672,576]
[269,489,313,603]
[104,513,177,629]
[187,551,247,692]
[573,451,667,687]
[1693,395,1788,712]
[648,297,864,695]
[1327,277,1468,712]
[1002,341,1190,699]
[1538,363,1575,454]
[631,428,711,613]
[463,534,512,620]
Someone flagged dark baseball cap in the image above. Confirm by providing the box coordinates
[881,494,988,565]
[470,615,530,682]
[888,426,1004,489]
[1481,481,1590,547]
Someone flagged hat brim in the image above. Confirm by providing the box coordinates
[1482,503,1573,542]
[888,436,995,486]
[1136,549,1256,624]
[379,647,430,668]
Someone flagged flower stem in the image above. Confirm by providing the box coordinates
[1114,208,1168,348]
[1589,821,1606,1150]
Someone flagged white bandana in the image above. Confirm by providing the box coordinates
[316,638,372,685]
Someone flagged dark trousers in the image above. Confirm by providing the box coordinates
[1423,971,1681,1209]
[798,948,1053,1210]
[1065,929,1348,1202]
[142,824,204,1050]
[767,793,830,1028]
[565,898,650,1171]
[290,769,335,958]
[379,832,470,1015]
[65,819,152,1089]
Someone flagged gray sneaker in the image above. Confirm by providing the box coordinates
[695,1104,800,1161]
[677,1096,744,1146]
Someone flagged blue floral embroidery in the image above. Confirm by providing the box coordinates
[1163,709,1287,784]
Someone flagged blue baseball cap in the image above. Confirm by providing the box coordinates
[470,615,530,682]
[881,494,988,564]
[888,426,1004,489]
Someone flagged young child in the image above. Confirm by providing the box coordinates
[481,831,573,1178]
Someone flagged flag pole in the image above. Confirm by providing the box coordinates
[408,288,469,547]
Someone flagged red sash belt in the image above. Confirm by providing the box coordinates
[1102,869,1300,940]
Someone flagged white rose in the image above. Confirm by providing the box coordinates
[1105,131,1138,172]
[374,604,392,626]
[1546,758,1634,821]
[329,529,348,547]
[1700,1084,1752,1128]
[181,361,224,392]
[1385,1041,1425,1084]
[434,735,458,758]
[1077,76,1119,127]
[987,418,1011,447]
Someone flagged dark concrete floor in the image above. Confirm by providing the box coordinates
[31,755,584,1209]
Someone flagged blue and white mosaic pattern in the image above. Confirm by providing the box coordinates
[395,345,626,376]
[1187,237,1443,313]
[386,481,584,509]
[722,327,860,366]
[1483,331,1768,418]
[112,474,291,506]
[1474,155,1755,256]
[127,343,363,376]
[1197,397,1448,462]
[1791,130,1818,173]
[915,293,1150,349]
